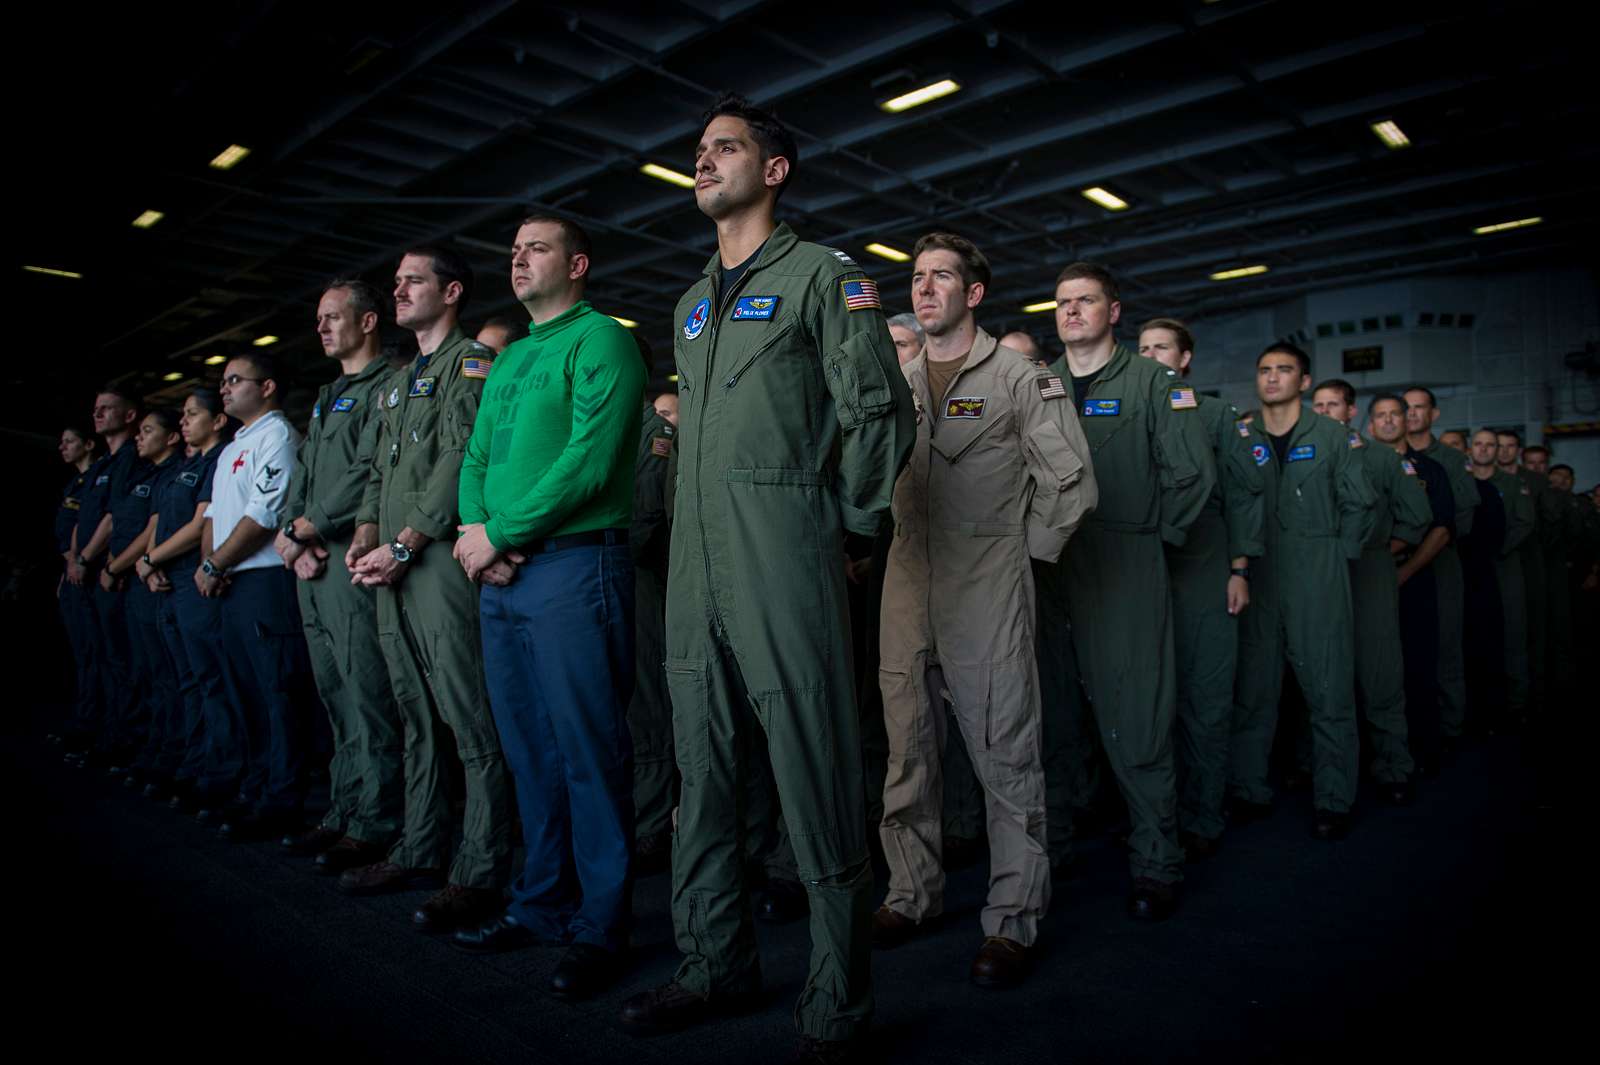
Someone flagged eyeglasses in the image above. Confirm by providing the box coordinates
[222,374,265,387]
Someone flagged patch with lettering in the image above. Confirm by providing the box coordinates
[331,397,356,413]
[1287,444,1316,462]
[1082,399,1121,417]
[133,484,151,498]
[179,471,199,487]
[409,377,436,398]
[651,435,673,458]
[731,296,779,321]
[1252,443,1270,466]
[1037,375,1067,401]
[1168,385,1198,410]
[95,475,110,486]
[945,396,986,419]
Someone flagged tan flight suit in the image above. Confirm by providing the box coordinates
[879,330,1097,946]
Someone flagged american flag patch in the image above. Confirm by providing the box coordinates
[651,436,672,458]
[1168,385,1197,410]
[1037,375,1067,401]
[1348,431,1364,450]
[461,357,492,379]
[1236,420,1251,438]
[1402,459,1417,476]
[840,278,881,312]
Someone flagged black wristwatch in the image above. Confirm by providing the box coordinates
[201,558,227,579]
[388,541,413,564]
[282,521,303,544]
[1229,566,1250,581]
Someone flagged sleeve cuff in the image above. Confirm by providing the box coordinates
[1027,523,1069,563]
[1159,521,1189,548]
[839,501,885,538]
[244,503,281,531]
[405,506,454,542]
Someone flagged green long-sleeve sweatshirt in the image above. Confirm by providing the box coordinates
[459,300,645,551]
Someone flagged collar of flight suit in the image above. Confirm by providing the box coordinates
[1050,340,1136,386]
[698,221,800,280]
[905,326,1002,409]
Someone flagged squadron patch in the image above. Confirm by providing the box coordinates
[1082,399,1121,417]
[1252,443,1270,466]
[388,387,400,408]
[840,278,881,312]
[409,377,436,398]
[332,397,356,413]
[651,435,673,458]
[1168,385,1198,410]
[683,297,711,340]
[731,295,779,321]
[312,402,321,419]
[1287,444,1316,462]
[1037,375,1067,401]
[946,396,986,419]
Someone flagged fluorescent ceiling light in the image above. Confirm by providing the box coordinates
[611,316,638,328]
[132,210,165,229]
[23,265,83,279]
[210,144,251,170]
[1473,216,1542,235]
[252,335,279,347]
[880,79,961,114]
[162,372,184,382]
[204,355,227,365]
[865,242,910,263]
[640,163,696,188]
[1210,265,1269,281]
[1081,186,1130,211]
[1370,120,1410,149]
[1022,300,1058,314]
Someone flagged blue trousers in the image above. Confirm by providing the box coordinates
[174,575,246,801]
[58,578,101,741]
[217,567,315,816]
[155,580,207,783]
[93,581,143,754]
[480,542,636,952]
[129,583,179,773]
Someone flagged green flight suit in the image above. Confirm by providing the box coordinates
[1033,557,1098,866]
[1422,440,1477,739]
[1166,396,1264,843]
[1231,411,1373,815]
[664,224,913,1042]
[1515,468,1553,716]
[1041,344,1214,885]
[357,328,513,890]
[1541,482,1577,709]
[1491,470,1537,723]
[629,406,677,842]
[1346,433,1431,784]
[283,357,403,844]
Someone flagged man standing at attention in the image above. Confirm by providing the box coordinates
[452,215,643,997]
[618,94,913,1064]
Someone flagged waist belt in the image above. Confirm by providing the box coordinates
[526,528,629,555]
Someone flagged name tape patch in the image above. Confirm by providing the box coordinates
[133,484,151,498]
[331,397,356,413]
[179,471,199,487]
[946,396,986,419]
[410,377,436,398]
[731,295,780,321]
[1082,399,1121,417]
[1287,444,1316,462]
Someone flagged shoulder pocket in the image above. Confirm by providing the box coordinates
[826,331,894,430]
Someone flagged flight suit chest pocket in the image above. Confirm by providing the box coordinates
[930,405,1012,464]
[1080,394,1134,454]
[722,314,801,390]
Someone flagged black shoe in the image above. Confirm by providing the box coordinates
[634,832,672,878]
[315,836,388,875]
[1127,878,1178,921]
[1311,810,1350,841]
[619,981,759,1036]
[756,878,809,924]
[281,825,344,855]
[970,936,1030,989]
[1180,831,1220,862]
[453,914,540,954]
[549,943,621,1000]
[1379,779,1416,806]
[1226,798,1273,825]
[941,835,983,871]
[869,906,920,950]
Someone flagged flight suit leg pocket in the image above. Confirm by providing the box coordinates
[665,656,711,779]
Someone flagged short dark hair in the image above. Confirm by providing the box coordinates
[701,92,800,202]
[1054,261,1120,303]
[1551,463,1574,477]
[1314,378,1356,405]
[479,315,527,344]
[1495,428,1522,444]
[520,214,593,263]
[1259,341,1311,377]
[1523,443,1551,459]
[96,384,141,409]
[1140,317,1195,355]
[1403,385,1438,408]
[324,277,386,322]
[401,244,474,312]
[912,232,991,288]
[235,351,288,393]
[63,421,98,448]
[1368,392,1406,415]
